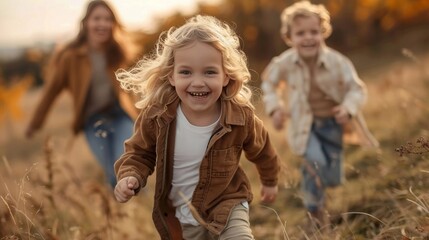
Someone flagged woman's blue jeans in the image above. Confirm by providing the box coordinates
[301,117,343,213]
[84,104,134,187]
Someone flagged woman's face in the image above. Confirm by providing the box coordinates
[86,5,114,48]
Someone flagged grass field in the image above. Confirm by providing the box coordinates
[1,38,428,239]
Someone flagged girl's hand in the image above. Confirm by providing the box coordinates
[260,185,278,204]
[332,105,351,124]
[271,109,288,130]
[114,176,140,203]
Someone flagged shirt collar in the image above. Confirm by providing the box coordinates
[292,45,330,69]
[318,46,330,69]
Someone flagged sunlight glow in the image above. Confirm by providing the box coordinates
[0,0,221,48]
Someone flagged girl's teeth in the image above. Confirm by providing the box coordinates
[191,92,207,96]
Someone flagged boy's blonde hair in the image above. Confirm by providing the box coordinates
[280,0,332,45]
[116,15,253,110]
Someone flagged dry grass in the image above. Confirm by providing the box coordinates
[1,47,429,239]
[0,132,159,239]
[0,91,159,239]
[246,49,429,239]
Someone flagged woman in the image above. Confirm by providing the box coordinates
[26,0,139,187]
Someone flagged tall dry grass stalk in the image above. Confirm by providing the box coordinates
[43,136,56,210]
[0,135,146,239]
[0,158,46,239]
[258,204,290,240]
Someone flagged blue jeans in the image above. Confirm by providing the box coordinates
[84,103,134,187]
[301,117,343,212]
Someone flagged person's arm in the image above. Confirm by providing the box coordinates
[114,110,156,194]
[243,111,280,201]
[338,57,368,117]
[26,51,69,138]
[261,58,289,130]
[261,58,287,116]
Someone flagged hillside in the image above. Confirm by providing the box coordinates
[1,40,428,239]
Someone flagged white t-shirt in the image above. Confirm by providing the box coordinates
[168,105,220,225]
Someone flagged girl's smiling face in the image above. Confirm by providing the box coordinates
[86,5,114,48]
[289,15,324,62]
[169,41,229,125]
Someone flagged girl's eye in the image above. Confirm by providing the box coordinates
[206,70,217,75]
[179,70,191,75]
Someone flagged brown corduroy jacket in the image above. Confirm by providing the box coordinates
[27,44,139,135]
[115,96,280,240]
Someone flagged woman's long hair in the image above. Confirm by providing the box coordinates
[67,0,130,68]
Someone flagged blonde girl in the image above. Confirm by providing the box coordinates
[114,15,280,240]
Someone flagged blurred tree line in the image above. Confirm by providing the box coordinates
[135,0,429,68]
[0,49,46,86]
[1,0,429,87]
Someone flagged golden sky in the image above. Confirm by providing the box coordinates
[0,0,220,48]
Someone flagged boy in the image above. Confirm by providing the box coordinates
[261,0,378,227]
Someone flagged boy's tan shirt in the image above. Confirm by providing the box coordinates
[262,46,379,155]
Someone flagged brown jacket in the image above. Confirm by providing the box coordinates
[115,96,280,239]
[28,44,139,135]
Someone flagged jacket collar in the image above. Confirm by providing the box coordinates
[220,99,245,126]
[291,45,331,69]
[76,44,90,56]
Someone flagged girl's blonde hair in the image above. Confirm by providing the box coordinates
[280,0,332,45]
[116,15,253,110]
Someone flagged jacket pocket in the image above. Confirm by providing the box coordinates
[210,146,241,178]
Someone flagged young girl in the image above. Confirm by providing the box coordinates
[114,15,280,239]
[26,0,138,187]
[261,1,378,227]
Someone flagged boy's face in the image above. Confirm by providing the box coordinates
[289,15,324,61]
[169,41,229,122]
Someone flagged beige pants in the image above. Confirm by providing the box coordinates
[181,202,254,240]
